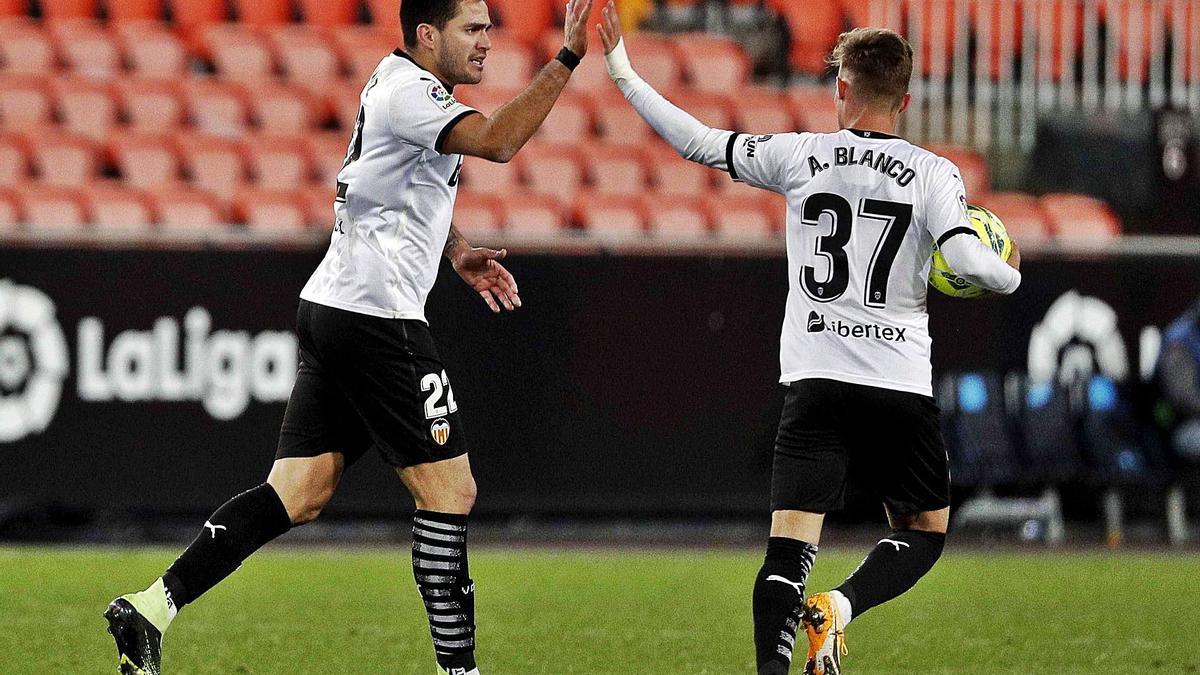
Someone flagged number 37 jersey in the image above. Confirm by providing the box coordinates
[728,128,972,396]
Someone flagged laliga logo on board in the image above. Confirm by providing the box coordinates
[0,280,69,443]
[1028,290,1128,383]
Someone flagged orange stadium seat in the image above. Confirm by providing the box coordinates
[42,0,99,19]
[705,192,777,240]
[244,134,312,191]
[50,20,122,78]
[673,33,750,94]
[644,194,708,237]
[841,0,904,29]
[459,155,520,196]
[0,0,27,16]
[301,183,334,228]
[0,188,18,229]
[324,80,364,132]
[181,79,249,137]
[114,21,187,78]
[625,34,683,91]
[203,24,276,82]
[0,133,27,187]
[502,191,565,234]
[30,133,98,186]
[84,182,154,231]
[489,0,554,45]
[518,142,584,203]
[973,191,1050,245]
[251,83,319,133]
[268,26,343,93]
[231,0,291,27]
[149,187,225,229]
[586,143,648,196]
[453,85,511,115]
[575,192,645,236]
[770,0,841,75]
[453,190,505,237]
[105,0,165,21]
[926,143,991,197]
[298,0,360,27]
[235,188,309,232]
[595,96,653,147]
[363,0,401,35]
[535,91,592,144]
[115,78,185,133]
[0,76,53,132]
[0,22,56,74]
[306,131,350,186]
[18,185,87,229]
[661,90,732,129]
[51,77,119,142]
[538,30,610,94]
[479,33,535,91]
[178,133,246,201]
[788,84,840,134]
[648,150,711,197]
[331,26,396,85]
[170,0,228,53]
[109,132,182,188]
[1040,192,1121,239]
[731,87,799,135]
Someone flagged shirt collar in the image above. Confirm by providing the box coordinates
[846,128,901,140]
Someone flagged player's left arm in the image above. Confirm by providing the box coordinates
[928,161,1021,294]
[444,225,521,313]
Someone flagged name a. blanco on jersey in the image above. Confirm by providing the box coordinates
[806,146,917,186]
[77,307,296,420]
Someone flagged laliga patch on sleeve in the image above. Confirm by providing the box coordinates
[427,82,458,111]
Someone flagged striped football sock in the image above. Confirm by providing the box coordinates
[412,511,477,673]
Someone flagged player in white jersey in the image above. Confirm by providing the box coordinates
[105,2,594,674]
[599,6,1019,674]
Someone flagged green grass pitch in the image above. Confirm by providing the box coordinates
[3,546,1198,674]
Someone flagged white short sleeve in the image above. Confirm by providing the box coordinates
[727,132,806,193]
[387,76,479,154]
[924,158,974,247]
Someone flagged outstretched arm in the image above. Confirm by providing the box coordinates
[442,0,593,163]
[597,1,732,170]
[444,225,522,313]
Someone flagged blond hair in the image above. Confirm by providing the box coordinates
[827,28,914,111]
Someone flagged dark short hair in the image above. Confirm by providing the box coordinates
[827,28,914,110]
[401,0,463,49]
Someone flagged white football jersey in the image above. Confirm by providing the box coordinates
[301,50,478,322]
[728,128,976,396]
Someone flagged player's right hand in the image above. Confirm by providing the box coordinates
[598,0,622,54]
[1007,239,1021,271]
[563,0,594,59]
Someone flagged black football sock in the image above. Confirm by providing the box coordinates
[835,529,945,619]
[163,483,292,608]
[412,511,476,672]
[753,536,819,675]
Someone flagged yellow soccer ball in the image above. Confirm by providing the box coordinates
[929,204,1013,298]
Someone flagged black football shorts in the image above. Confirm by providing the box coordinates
[770,378,950,515]
[276,300,469,468]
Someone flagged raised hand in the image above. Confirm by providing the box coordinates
[452,246,522,313]
[563,0,594,58]
[598,0,622,54]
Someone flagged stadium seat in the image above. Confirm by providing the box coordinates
[1040,192,1121,239]
[788,85,839,134]
[170,0,229,53]
[705,192,777,240]
[575,192,645,237]
[231,0,291,27]
[1078,374,1166,488]
[518,142,584,203]
[769,0,841,75]
[0,75,53,132]
[672,33,750,94]
[114,21,187,79]
[0,0,26,17]
[268,26,343,94]
[643,194,708,237]
[177,133,246,202]
[306,131,350,187]
[595,96,654,147]
[1009,374,1085,484]
[502,190,565,234]
[538,30,610,94]
[244,134,312,191]
[203,24,276,83]
[730,87,799,135]
[30,133,98,186]
[453,85,513,116]
[234,188,309,232]
[250,83,319,134]
[115,78,185,133]
[149,186,225,229]
[648,150,711,197]
[300,183,334,228]
[17,184,87,229]
[535,91,593,144]
[586,143,648,196]
[624,34,683,91]
[325,80,364,132]
[105,0,165,21]
[109,131,182,188]
[939,371,1021,486]
[973,191,1051,245]
[0,188,17,229]
[180,79,249,137]
[0,21,56,74]
[459,155,520,196]
[660,90,732,129]
[489,0,554,46]
[84,182,154,231]
[0,133,25,187]
[363,0,401,35]
[926,143,991,197]
[51,77,119,142]
[49,19,122,78]
[453,190,505,237]
[480,32,535,91]
[331,26,396,85]
[298,0,360,27]
[42,0,99,19]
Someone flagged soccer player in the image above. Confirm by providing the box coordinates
[105,1,593,673]
[598,6,1020,674]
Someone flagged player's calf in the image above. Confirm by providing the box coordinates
[413,511,479,674]
[752,536,819,675]
[834,529,945,620]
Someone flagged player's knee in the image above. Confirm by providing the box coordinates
[417,475,476,514]
[284,484,335,526]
